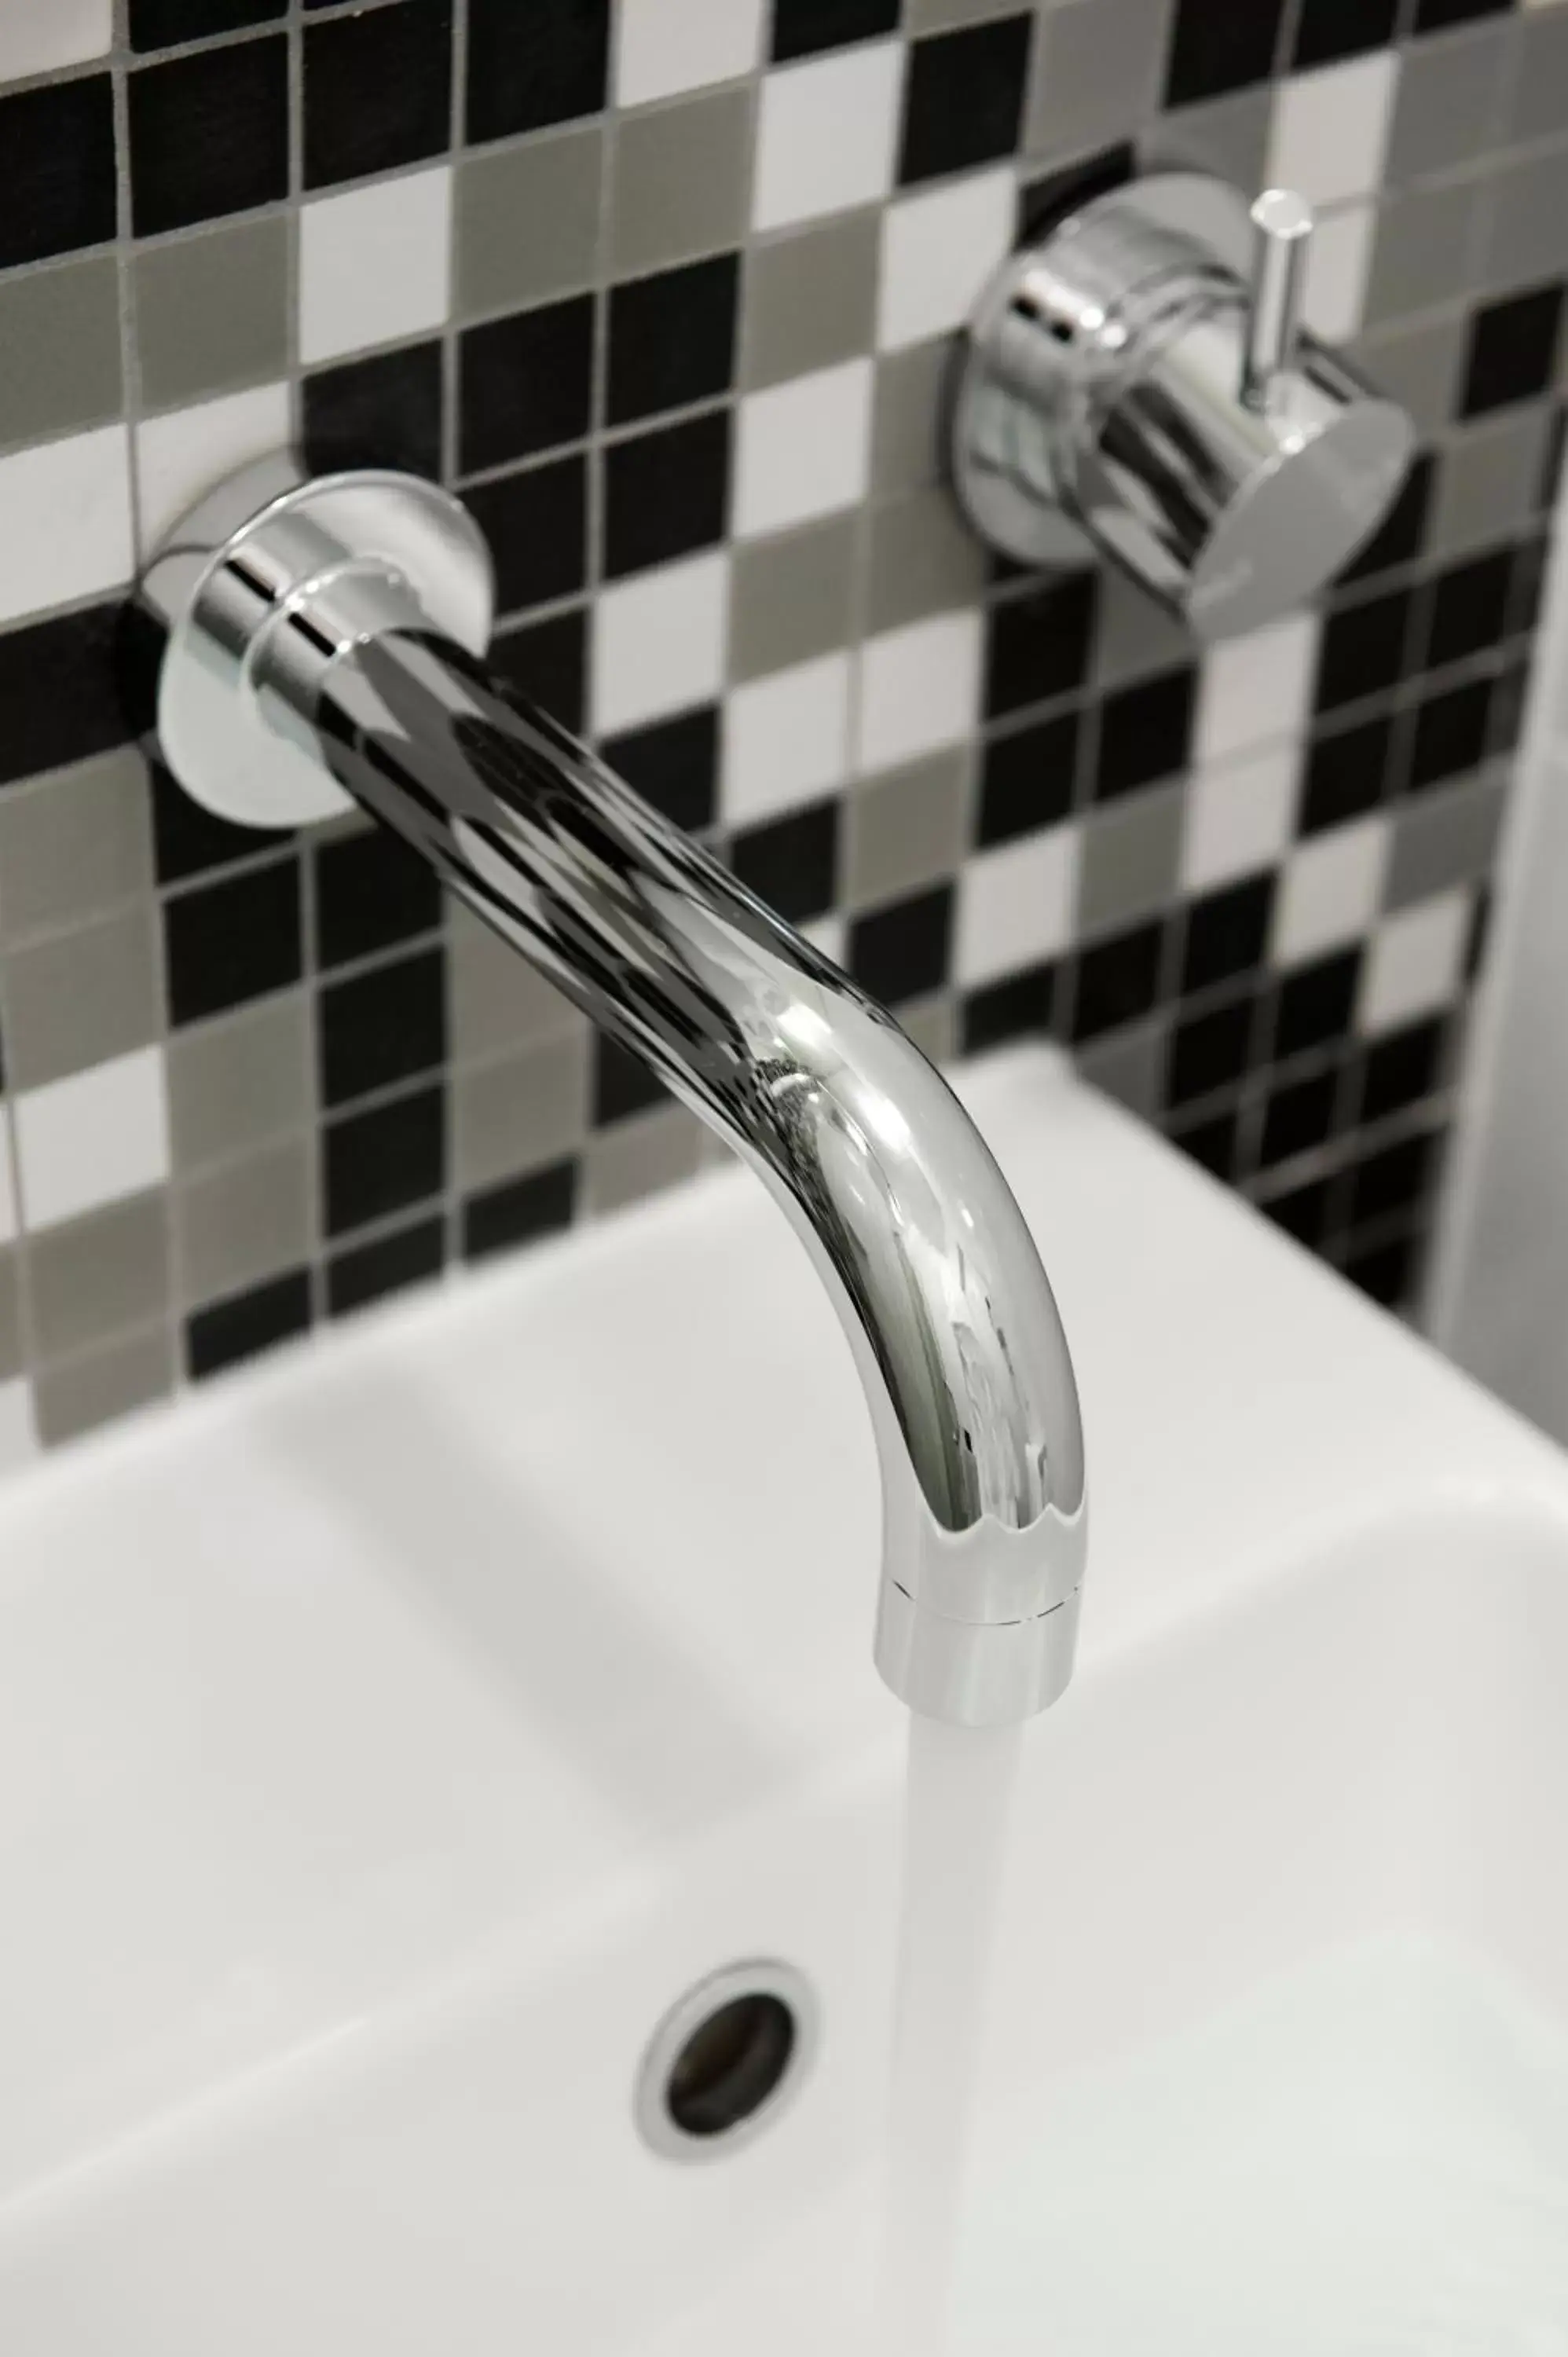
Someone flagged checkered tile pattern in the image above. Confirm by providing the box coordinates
[0,0,1559,1453]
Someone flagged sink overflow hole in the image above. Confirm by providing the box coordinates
[636,1962,817,2161]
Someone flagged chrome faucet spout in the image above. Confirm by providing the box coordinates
[137,459,1087,1725]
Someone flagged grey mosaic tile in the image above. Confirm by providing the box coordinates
[449,900,588,1063]
[609,87,753,277]
[1385,21,1515,186]
[1149,86,1273,190]
[1364,181,1482,331]
[1091,564,1194,685]
[907,0,1028,24]
[1507,9,1568,149]
[132,214,291,411]
[727,511,859,679]
[845,749,969,907]
[1479,145,1568,295]
[0,749,154,945]
[1076,783,1185,934]
[1025,0,1173,163]
[1,906,163,1091]
[1352,310,1467,437]
[895,993,959,1066]
[1431,409,1555,555]
[0,255,122,453]
[454,124,606,321]
[175,1137,313,1307]
[33,1323,177,1447]
[582,1101,703,1215]
[863,487,990,632]
[1075,1016,1167,1120]
[452,1031,592,1192]
[28,1191,172,1364]
[0,1250,22,1384]
[1384,770,1508,911]
[870,339,948,495]
[167,992,313,1170]
[741,209,880,390]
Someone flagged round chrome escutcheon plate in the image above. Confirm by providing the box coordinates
[142,453,495,829]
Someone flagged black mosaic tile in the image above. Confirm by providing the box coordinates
[602,707,720,833]
[320,945,446,1108]
[1300,712,1400,834]
[163,856,302,1025]
[772,0,900,57]
[1258,1069,1338,1168]
[463,1161,577,1260]
[129,38,289,236]
[463,456,589,616]
[1338,453,1432,590]
[731,800,839,926]
[324,1085,445,1235]
[131,0,286,46]
[303,340,445,483]
[899,16,1032,186]
[316,828,441,971]
[0,604,126,788]
[490,607,590,736]
[1343,1229,1419,1309]
[1181,874,1273,996]
[187,1269,312,1379]
[1093,666,1196,803]
[1406,676,1492,794]
[328,1215,446,1318]
[961,961,1056,1056]
[1262,1175,1334,1248]
[1467,882,1493,981]
[607,255,741,427]
[1291,0,1398,67]
[0,77,117,269]
[1462,285,1565,420]
[1411,0,1511,29]
[977,712,1079,846]
[304,0,453,189]
[849,885,953,1006]
[1163,0,1285,106]
[466,0,610,145]
[1349,1128,1439,1226]
[1359,1017,1445,1124]
[1313,589,1413,713]
[1167,1105,1241,1178]
[1167,996,1253,1106]
[1423,548,1515,671]
[459,295,595,475]
[984,574,1097,717]
[593,1035,667,1126]
[151,761,274,886]
[1070,919,1165,1043]
[1273,949,1361,1062]
[602,410,731,580]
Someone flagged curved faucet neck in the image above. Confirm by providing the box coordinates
[138,463,1088,1725]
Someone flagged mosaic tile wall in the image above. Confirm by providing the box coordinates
[0,0,1559,1458]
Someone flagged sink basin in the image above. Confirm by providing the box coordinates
[1,1043,1566,2351]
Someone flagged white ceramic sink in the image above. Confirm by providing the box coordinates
[2,1044,1566,2352]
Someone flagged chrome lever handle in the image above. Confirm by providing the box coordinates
[1240,186,1314,412]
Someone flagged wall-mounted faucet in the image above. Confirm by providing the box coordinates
[134,456,1087,1728]
[951,171,1416,638]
